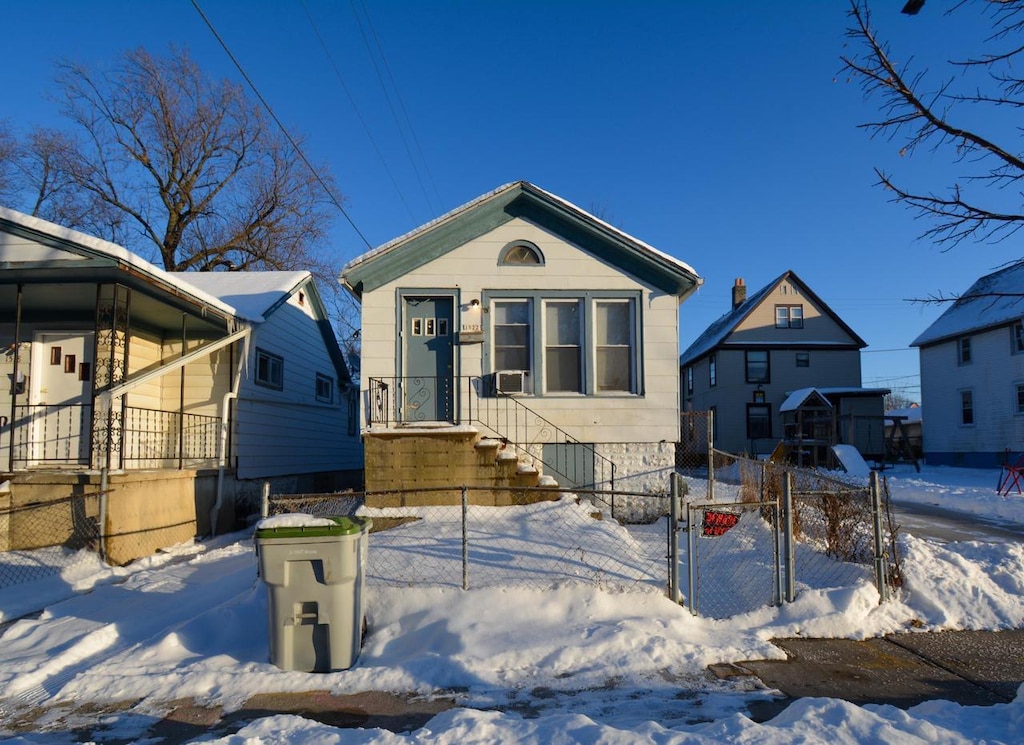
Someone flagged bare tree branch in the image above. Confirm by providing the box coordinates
[842,0,1024,248]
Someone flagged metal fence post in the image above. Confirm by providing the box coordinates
[706,410,715,501]
[870,471,889,603]
[462,486,470,591]
[782,472,796,603]
[669,473,681,603]
[686,503,698,615]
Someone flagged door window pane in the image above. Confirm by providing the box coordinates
[545,301,581,392]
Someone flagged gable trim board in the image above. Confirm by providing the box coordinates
[341,181,702,300]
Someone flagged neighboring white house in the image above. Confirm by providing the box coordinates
[912,262,1024,468]
[0,206,361,562]
[680,272,888,464]
[340,180,703,493]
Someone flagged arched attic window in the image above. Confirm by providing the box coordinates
[498,240,544,266]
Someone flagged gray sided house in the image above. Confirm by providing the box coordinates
[341,181,702,503]
[0,207,361,564]
[680,272,888,465]
[912,262,1024,468]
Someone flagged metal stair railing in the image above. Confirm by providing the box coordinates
[465,376,616,490]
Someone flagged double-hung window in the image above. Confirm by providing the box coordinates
[775,305,804,329]
[960,389,974,425]
[958,336,972,365]
[745,350,770,384]
[545,300,582,393]
[494,300,531,372]
[489,292,640,396]
[595,300,633,392]
[709,353,717,387]
[1014,322,1024,354]
[255,348,284,390]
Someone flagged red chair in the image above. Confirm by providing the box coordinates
[998,450,1024,496]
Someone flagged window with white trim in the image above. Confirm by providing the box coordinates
[960,389,974,425]
[958,336,972,365]
[775,305,804,329]
[1014,322,1024,354]
[315,373,334,403]
[255,348,284,390]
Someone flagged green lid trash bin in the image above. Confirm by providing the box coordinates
[255,515,372,672]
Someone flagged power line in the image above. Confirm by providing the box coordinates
[190,0,374,252]
[299,0,418,224]
[349,0,443,216]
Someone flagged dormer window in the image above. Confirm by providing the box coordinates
[499,241,544,266]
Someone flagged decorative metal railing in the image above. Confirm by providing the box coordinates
[367,376,616,489]
[5,403,221,470]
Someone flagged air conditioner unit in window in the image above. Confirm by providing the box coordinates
[495,370,531,395]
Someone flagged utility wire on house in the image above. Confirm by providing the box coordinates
[190,0,374,252]
[349,0,444,217]
[299,0,418,225]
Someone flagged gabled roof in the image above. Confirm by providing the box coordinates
[0,206,350,384]
[169,271,311,323]
[780,387,833,413]
[679,270,866,366]
[911,262,1024,347]
[340,180,702,299]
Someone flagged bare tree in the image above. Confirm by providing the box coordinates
[841,1,1024,248]
[38,46,337,276]
[0,120,20,206]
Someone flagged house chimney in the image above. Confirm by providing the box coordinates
[732,278,746,309]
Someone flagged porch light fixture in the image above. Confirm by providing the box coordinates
[470,299,480,307]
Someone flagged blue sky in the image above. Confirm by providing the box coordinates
[4,1,1022,403]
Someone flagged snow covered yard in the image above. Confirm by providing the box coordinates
[0,464,1022,743]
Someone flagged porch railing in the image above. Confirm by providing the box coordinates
[367,376,616,489]
[4,403,221,470]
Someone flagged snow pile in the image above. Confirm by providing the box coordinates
[0,465,1022,743]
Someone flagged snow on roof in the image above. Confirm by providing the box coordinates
[342,180,700,283]
[912,261,1024,347]
[886,406,922,423]
[168,270,309,322]
[0,206,238,318]
[680,274,783,365]
[780,387,832,413]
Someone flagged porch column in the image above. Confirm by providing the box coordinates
[7,283,23,472]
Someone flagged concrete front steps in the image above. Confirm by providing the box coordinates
[362,425,557,508]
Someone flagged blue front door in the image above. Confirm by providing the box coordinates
[402,296,455,422]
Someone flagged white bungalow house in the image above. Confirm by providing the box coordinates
[680,272,889,465]
[0,207,361,564]
[340,181,702,503]
[912,261,1024,468]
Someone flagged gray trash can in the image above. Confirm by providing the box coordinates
[255,515,371,672]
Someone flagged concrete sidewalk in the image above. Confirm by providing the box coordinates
[716,629,1024,719]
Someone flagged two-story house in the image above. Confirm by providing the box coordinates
[680,271,887,465]
[911,262,1024,468]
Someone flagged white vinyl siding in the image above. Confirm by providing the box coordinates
[235,290,361,479]
[357,216,681,444]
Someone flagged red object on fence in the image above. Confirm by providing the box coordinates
[702,509,740,537]
[998,450,1024,497]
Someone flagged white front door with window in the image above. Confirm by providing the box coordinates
[30,332,94,465]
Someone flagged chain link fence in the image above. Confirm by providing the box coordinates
[682,450,901,618]
[267,487,672,593]
[0,491,103,592]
